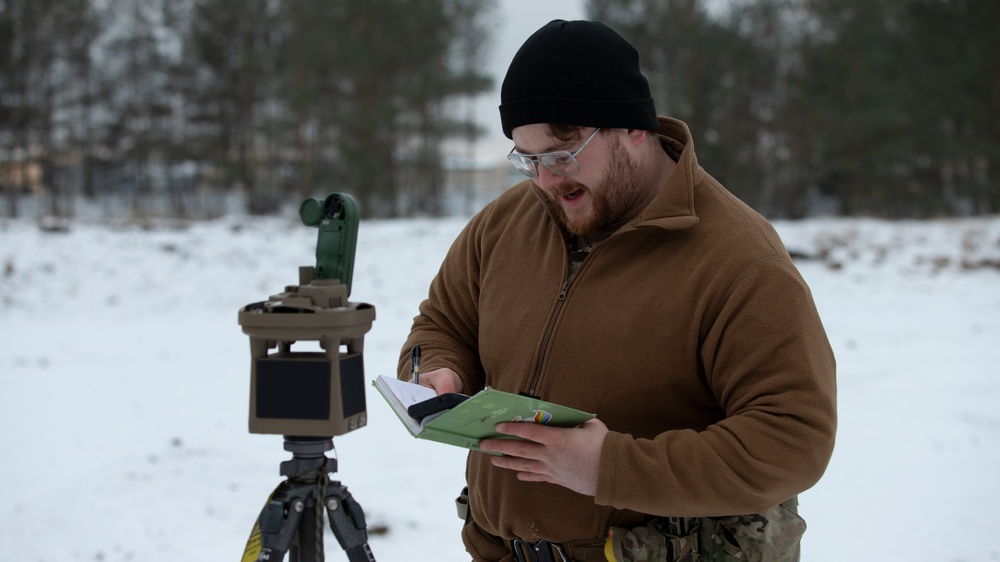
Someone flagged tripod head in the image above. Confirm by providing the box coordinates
[238,192,376,438]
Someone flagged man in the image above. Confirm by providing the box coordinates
[398,19,836,562]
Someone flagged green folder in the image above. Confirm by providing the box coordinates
[373,375,596,453]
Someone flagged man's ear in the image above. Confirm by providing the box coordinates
[625,128,650,146]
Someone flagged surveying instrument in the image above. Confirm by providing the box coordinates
[238,193,377,562]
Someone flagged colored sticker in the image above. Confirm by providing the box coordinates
[511,410,553,424]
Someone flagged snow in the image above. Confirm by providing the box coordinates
[2,214,999,561]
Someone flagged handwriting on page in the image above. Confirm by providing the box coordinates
[382,376,436,407]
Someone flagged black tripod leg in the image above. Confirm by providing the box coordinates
[324,482,376,562]
[255,482,308,562]
[290,497,323,562]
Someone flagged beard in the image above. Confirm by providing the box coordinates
[547,136,644,236]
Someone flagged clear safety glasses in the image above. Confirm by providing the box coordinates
[507,128,601,178]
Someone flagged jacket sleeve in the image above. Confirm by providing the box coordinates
[396,207,491,394]
[595,256,837,516]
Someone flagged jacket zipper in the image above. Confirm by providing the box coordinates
[524,237,607,397]
[525,279,570,397]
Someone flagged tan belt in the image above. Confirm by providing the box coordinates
[510,537,607,562]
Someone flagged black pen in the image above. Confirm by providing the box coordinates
[410,345,421,385]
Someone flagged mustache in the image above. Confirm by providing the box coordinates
[549,181,585,197]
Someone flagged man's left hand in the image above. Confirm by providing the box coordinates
[479,418,609,496]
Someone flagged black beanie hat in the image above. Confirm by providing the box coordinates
[499,19,659,139]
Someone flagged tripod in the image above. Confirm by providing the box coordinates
[245,437,376,562]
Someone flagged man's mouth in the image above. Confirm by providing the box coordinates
[562,188,585,201]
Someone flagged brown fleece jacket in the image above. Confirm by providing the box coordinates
[398,117,837,561]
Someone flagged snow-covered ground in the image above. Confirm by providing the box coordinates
[2,214,999,561]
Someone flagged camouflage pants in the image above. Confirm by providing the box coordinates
[607,499,804,562]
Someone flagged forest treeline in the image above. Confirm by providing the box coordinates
[0,0,496,219]
[1,0,998,219]
[595,0,999,218]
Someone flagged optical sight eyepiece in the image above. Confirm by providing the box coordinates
[324,193,344,219]
[300,193,351,226]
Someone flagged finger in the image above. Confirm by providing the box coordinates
[495,422,560,444]
[490,451,549,476]
[478,437,520,456]
[419,370,463,394]
[430,380,460,395]
[481,436,546,460]
[490,456,560,487]
[515,471,556,485]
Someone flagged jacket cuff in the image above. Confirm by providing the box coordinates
[594,430,625,507]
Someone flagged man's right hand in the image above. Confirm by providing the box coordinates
[413,367,464,395]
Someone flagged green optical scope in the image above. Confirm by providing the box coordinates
[299,192,360,296]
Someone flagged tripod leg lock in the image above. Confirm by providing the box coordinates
[325,483,376,562]
[255,484,308,560]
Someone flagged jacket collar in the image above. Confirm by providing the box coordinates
[631,116,701,232]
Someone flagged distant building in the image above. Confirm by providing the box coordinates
[0,161,43,195]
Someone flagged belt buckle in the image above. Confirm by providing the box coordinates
[510,539,568,562]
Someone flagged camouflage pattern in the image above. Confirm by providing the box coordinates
[607,500,804,562]
[609,517,700,562]
[699,500,805,562]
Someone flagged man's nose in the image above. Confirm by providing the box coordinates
[533,163,565,190]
